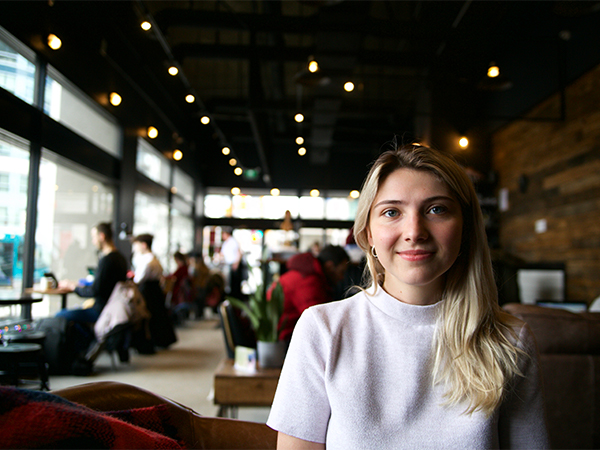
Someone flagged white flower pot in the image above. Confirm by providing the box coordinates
[257,340,287,368]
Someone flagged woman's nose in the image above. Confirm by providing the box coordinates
[404,213,428,242]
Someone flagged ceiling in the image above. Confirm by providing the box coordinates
[2,0,600,194]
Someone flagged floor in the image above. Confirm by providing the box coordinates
[47,317,271,423]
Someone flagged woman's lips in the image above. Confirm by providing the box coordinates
[398,250,434,261]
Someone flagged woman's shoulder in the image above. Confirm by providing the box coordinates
[301,290,372,327]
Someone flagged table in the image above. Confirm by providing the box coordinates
[0,294,44,321]
[25,287,73,310]
[213,358,281,418]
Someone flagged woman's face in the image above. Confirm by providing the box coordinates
[367,168,463,303]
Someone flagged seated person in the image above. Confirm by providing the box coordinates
[274,245,349,342]
[167,251,193,322]
[57,222,128,352]
[131,233,177,349]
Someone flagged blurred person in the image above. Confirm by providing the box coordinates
[220,227,245,299]
[57,222,128,355]
[131,233,176,349]
[273,244,349,342]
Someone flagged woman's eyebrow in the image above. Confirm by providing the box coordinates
[373,195,456,209]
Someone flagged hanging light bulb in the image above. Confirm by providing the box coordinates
[141,21,152,31]
[298,147,306,156]
[185,94,195,103]
[147,126,158,139]
[47,34,62,50]
[295,113,304,123]
[350,190,360,199]
[173,149,183,161]
[296,136,304,145]
[308,60,319,73]
[310,189,320,197]
[231,187,241,196]
[200,116,210,125]
[109,92,122,106]
[459,137,469,148]
[270,188,280,196]
[344,81,355,92]
[168,66,179,76]
[229,158,237,166]
[487,63,500,78]
[234,167,243,176]
[221,146,231,155]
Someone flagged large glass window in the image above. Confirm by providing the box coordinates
[136,138,170,187]
[0,129,29,296]
[173,167,194,204]
[133,191,169,270]
[169,200,194,273]
[0,27,36,105]
[44,66,122,158]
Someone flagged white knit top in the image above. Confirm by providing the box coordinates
[267,287,548,449]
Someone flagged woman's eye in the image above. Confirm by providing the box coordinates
[383,209,399,218]
[429,205,447,215]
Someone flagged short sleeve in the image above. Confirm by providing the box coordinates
[266,308,331,443]
[498,323,549,449]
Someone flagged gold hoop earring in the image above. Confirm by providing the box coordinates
[371,246,378,258]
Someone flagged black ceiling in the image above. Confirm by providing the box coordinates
[2,1,600,193]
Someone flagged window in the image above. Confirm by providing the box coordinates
[136,138,170,187]
[133,190,169,270]
[0,128,30,294]
[173,167,194,203]
[0,27,36,105]
[44,66,122,158]
[34,149,116,315]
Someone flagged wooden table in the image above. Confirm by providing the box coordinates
[213,358,281,418]
[25,287,74,310]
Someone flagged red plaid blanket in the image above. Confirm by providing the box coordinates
[0,386,185,448]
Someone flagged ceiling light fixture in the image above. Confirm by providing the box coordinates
[229,158,237,166]
[459,137,469,148]
[294,113,304,123]
[141,21,152,31]
[296,136,304,145]
[221,146,230,155]
[308,60,319,73]
[47,34,62,50]
[487,63,500,78]
[234,167,243,176]
[147,126,158,139]
[270,188,280,197]
[344,81,355,92]
[173,149,183,161]
[168,66,178,76]
[350,190,360,199]
[310,189,320,198]
[231,187,241,195]
[200,116,210,125]
[298,147,306,156]
[109,92,122,106]
[185,94,195,103]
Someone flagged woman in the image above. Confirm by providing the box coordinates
[266,145,548,449]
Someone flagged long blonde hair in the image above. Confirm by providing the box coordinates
[354,144,523,416]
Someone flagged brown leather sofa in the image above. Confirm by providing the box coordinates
[503,303,600,449]
[52,381,277,449]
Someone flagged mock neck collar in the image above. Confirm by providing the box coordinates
[365,285,442,325]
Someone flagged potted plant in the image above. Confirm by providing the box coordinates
[227,282,286,368]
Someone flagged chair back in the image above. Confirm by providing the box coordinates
[218,300,256,359]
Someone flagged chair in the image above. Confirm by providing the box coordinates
[218,300,256,359]
[503,303,600,449]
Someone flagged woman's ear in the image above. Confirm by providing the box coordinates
[366,226,373,247]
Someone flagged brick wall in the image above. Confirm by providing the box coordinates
[492,64,600,304]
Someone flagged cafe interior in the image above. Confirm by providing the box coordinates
[0,1,599,448]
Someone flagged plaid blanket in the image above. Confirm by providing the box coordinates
[0,386,185,449]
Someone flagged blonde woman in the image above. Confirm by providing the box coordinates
[267,145,548,449]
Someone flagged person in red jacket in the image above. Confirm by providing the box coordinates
[275,245,349,341]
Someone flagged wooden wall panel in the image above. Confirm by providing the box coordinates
[493,64,600,305]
